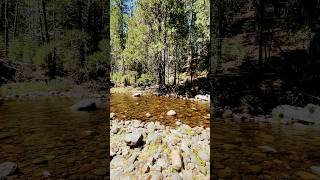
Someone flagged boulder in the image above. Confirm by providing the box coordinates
[0,162,17,176]
[310,166,320,176]
[272,104,320,125]
[71,99,99,111]
[124,131,143,147]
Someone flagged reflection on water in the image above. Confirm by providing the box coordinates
[110,93,210,128]
[0,97,107,179]
[212,120,320,179]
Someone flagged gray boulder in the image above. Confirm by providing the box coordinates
[124,131,143,147]
[272,104,320,125]
[0,162,17,176]
[71,99,99,111]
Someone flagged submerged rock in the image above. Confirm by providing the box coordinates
[0,162,17,176]
[310,166,320,176]
[167,110,177,116]
[110,113,116,119]
[71,99,99,111]
[132,93,141,97]
[258,146,278,153]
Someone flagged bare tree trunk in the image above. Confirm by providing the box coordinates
[105,0,111,172]
[173,45,177,85]
[255,0,264,68]
[189,0,195,83]
[42,0,49,43]
[38,1,45,45]
[13,1,19,40]
[209,0,216,123]
[4,0,8,57]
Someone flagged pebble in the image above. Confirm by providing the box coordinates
[167,110,177,116]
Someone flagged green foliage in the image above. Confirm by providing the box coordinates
[86,39,109,73]
[222,38,251,62]
[112,71,138,85]
[0,80,73,96]
[137,73,155,85]
[8,37,36,63]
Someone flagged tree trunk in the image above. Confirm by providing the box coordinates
[13,1,19,40]
[38,1,45,45]
[105,0,111,172]
[4,0,8,57]
[42,0,49,43]
[209,0,216,123]
[189,0,195,83]
[255,0,264,68]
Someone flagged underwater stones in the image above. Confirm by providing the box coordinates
[166,110,177,116]
[110,113,116,119]
[132,93,141,97]
[71,99,99,111]
[0,162,17,176]
[310,166,320,176]
[258,146,278,153]
[146,113,152,118]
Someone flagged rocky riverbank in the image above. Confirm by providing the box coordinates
[110,119,210,180]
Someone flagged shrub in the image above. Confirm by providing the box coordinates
[137,73,154,85]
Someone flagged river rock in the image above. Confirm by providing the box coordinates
[222,109,233,119]
[132,93,141,97]
[195,94,209,101]
[167,110,177,116]
[146,113,152,118]
[151,172,163,180]
[171,150,182,171]
[198,150,209,162]
[181,170,193,180]
[111,156,126,168]
[71,99,99,111]
[272,104,320,125]
[43,170,51,178]
[258,146,278,153]
[310,166,320,176]
[110,113,116,119]
[171,173,183,180]
[124,131,143,147]
[0,162,17,176]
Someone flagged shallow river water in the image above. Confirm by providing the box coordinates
[0,97,107,179]
[0,94,319,179]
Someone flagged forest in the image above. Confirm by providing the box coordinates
[0,0,109,86]
[110,0,209,88]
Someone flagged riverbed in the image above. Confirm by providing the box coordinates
[0,94,320,179]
